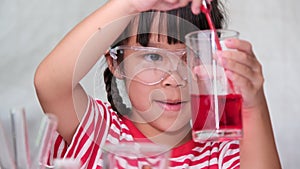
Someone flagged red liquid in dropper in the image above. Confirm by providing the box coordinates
[200,2,222,50]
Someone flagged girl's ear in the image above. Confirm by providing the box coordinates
[105,52,123,79]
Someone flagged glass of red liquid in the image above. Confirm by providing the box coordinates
[185,29,243,142]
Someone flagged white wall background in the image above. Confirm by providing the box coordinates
[0,0,299,168]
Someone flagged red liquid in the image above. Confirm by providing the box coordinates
[191,94,242,131]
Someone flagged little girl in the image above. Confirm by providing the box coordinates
[34,0,281,168]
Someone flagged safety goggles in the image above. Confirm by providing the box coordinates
[109,45,188,85]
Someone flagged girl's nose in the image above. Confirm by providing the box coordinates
[161,71,187,87]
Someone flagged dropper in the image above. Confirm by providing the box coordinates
[200,0,222,50]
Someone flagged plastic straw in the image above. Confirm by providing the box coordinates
[10,108,31,169]
[0,120,16,169]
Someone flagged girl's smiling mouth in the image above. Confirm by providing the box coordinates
[154,100,188,111]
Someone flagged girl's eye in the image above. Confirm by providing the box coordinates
[143,53,163,62]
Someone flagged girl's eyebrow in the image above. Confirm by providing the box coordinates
[147,42,164,48]
[147,41,185,50]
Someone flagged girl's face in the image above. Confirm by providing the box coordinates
[119,35,191,137]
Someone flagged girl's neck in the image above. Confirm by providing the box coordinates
[132,120,192,148]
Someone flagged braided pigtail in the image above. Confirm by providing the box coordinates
[104,67,131,116]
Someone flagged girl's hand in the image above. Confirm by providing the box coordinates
[127,0,205,14]
[128,0,191,12]
[223,39,282,169]
[217,39,265,110]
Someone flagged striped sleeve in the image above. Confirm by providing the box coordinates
[218,141,240,169]
[48,96,111,168]
[47,132,68,165]
[168,140,240,169]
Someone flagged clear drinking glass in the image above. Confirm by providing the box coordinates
[185,29,243,142]
[102,142,170,169]
[31,113,58,169]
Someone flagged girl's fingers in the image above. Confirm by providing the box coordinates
[164,0,180,3]
[225,69,264,108]
[190,0,202,14]
[219,51,263,84]
[131,0,190,12]
[225,61,263,90]
[215,39,265,106]
[153,0,191,11]
[224,38,255,57]
[216,42,265,108]
[217,50,262,73]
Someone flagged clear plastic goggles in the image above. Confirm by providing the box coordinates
[109,45,188,85]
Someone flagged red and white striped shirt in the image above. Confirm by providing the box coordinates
[49,97,240,168]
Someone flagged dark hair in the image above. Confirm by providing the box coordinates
[104,1,226,115]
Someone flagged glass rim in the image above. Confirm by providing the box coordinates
[184,29,240,41]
